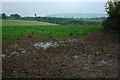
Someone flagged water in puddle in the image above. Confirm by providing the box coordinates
[72,55,81,64]
[11,51,20,56]
[0,54,5,57]
[34,42,59,50]
[117,66,120,68]
[83,66,91,70]
[98,60,107,64]
[59,39,77,43]
[72,55,80,59]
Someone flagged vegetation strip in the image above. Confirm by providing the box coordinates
[2,20,101,44]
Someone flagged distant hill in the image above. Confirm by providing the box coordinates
[46,13,107,18]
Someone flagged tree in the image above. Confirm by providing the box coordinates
[10,14,21,19]
[1,13,7,19]
[102,0,120,31]
[35,14,37,18]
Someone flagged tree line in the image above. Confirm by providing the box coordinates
[0,13,105,25]
[1,13,21,19]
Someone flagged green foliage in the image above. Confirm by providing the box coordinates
[102,1,120,31]
[20,17,103,25]
[1,13,7,19]
[2,20,101,44]
[10,14,21,19]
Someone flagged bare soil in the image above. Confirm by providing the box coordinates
[2,31,120,78]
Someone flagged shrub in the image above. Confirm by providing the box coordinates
[102,0,120,31]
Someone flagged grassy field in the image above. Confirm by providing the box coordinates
[2,20,101,44]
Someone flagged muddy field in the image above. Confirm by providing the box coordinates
[2,31,120,78]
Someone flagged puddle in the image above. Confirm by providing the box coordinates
[33,39,77,50]
[59,39,77,43]
[0,54,5,57]
[21,51,26,53]
[83,66,91,70]
[66,39,77,43]
[72,55,82,64]
[98,60,107,64]
[117,66,120,68]
[11,51,20,56]
[72,55,80,59]
[34,42,59,50]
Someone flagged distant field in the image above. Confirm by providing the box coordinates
[2,20,101,44]
[73,18,103,22]
[3,20,58,26]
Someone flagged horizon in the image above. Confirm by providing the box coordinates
[2,2,107,17]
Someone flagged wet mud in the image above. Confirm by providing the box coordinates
[2,31,120,78]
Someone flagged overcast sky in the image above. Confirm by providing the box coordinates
[2,0,107,2]
[2,2,107,17]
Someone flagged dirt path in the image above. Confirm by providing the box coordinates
[2,31,120,78]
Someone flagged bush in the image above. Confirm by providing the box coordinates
[102,17,120,31]
[102,1,120,32]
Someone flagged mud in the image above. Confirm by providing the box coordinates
[2,31,120,78]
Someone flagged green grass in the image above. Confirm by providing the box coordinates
[3,19,58,26]
[2,19,101,44]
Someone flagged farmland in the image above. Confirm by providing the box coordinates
[2,19,120,78]
[1,0,120,78]
[2,20,101,44]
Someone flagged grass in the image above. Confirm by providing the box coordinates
[3,19,58,26]
[2,19,101,44]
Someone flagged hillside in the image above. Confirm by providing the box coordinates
[46,13,107,18]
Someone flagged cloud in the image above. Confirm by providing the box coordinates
[2,0,107,2]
